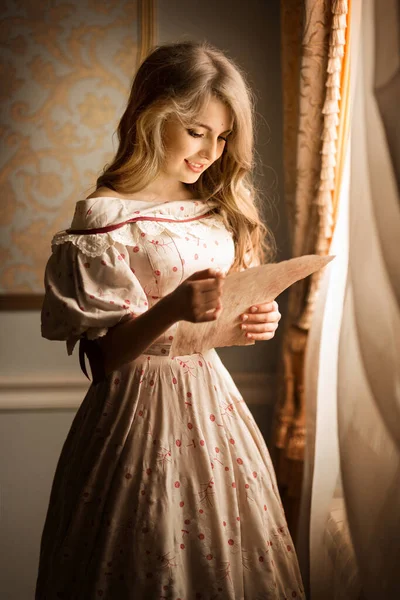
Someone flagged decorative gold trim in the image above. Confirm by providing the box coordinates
[137,0,157,68]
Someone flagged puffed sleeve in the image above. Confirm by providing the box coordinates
[41,233,148,357]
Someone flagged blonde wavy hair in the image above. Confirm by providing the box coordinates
[96,40,276,272]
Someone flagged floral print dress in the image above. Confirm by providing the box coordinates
[35,196,305,600]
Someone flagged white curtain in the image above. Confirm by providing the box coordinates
[297,0,400,598]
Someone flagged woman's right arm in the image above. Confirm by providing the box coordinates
[97,267,225,375]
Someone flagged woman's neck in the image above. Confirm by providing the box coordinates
[88,186,199,203]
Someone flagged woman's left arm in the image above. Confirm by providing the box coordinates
[239,300,281,341]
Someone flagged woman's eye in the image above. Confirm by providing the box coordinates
[188,130,202,138]
[188,129,227,142]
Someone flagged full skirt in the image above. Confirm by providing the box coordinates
[35,348,305,600]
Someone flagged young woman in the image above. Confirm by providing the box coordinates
[35,40,305,599]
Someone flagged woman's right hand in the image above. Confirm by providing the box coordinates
[167,268,225,323]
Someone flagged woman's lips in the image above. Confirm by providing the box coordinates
[185,159,205,173]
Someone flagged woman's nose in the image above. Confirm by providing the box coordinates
[200,138,220,163]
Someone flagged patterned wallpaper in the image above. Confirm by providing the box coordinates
[0,0,140,294]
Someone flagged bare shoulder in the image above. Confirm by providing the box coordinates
[86,186,117,200]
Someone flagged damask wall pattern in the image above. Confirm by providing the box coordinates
[0,0,140,294]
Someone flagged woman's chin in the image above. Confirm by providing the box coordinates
[181,172,201,182]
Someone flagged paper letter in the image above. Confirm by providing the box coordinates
[170,254,334,357]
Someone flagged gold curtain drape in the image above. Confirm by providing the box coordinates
[273,0,350,540]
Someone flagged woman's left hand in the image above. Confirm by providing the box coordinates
[239,300,281,341]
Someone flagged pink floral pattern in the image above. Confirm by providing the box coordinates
[36,198,305,599]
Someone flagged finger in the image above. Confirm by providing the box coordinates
[241,322,278,334]
[196,277,224,292]
[202,308,222,321]
[241,310,281,324]
[201,289,222,304]
[248,301,278,314]
[244,331,276,341]
[203,302,223,318]
[188,268,225,285]
[204,293,222,308]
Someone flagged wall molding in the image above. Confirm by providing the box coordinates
[0,372,278,411]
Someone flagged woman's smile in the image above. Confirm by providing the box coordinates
[184,159,206,172]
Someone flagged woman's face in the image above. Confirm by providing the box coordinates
[161,96,234,185]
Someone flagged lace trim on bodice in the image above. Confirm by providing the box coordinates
[51,214,231,258]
